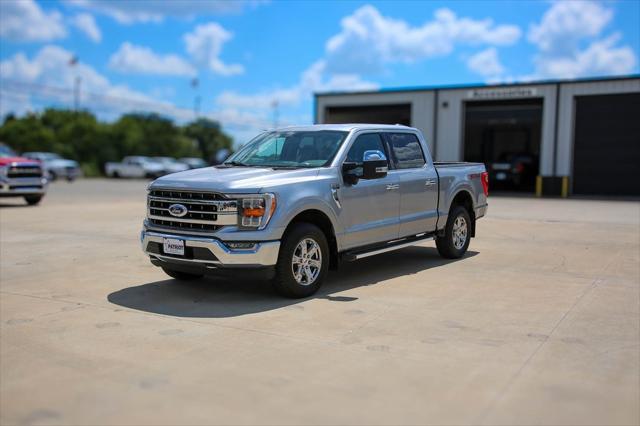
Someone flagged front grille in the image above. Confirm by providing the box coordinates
[7,164,42,178]
[148,218,221,232]
[149,189,226,201]
[147,189,237,234]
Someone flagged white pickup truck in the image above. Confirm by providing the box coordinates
[105,156,165,179]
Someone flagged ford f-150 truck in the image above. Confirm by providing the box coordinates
[141,124,488,298]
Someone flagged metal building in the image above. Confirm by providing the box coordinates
[315,76,640,196]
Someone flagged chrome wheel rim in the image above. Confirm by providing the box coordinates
[452,216,468,250]
[291,238,322,286]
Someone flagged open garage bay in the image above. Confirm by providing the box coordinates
[1,180,638,425]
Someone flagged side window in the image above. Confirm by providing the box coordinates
[387,133,425,169]
[346,133,386,164]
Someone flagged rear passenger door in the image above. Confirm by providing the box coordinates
[339,133,400,250]
[384,132,439,238]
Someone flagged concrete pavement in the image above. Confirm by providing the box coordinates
[1,179,638,425]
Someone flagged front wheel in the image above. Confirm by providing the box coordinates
[24,195,43,205]
[273,223,329,298]
[436,205,471,259]
[161,267,203,281]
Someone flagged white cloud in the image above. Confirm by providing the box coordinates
[64,0,262,24]
[467,48,505,81]
[184,23,244,76]
[0,0,66,42]
[535,33,636,79]
[325,5,521,74]
[0,45,190,120]
[72,13,101,43]
[527,1,637,79]
[109,42,196,77]
[0,45,271,139]
[216,60,377,118]
[528,1,612,55]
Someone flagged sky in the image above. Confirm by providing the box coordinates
[1,0,639,143]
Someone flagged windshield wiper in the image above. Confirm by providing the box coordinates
[223,160,249,167]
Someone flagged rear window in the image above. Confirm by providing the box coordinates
[387,133,425,169]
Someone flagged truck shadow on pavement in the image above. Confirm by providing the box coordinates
[107,246,478,318]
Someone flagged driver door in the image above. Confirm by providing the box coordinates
[338,133,400,250]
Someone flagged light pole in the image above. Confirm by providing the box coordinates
[69,55,81,112]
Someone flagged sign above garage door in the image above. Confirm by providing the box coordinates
[468,87,537,100]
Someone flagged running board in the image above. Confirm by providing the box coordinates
[342,233,435,262]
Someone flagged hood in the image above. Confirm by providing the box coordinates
[0,157,40,166]
[150,166,322,193]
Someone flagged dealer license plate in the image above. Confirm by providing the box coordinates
[163,238,185,256]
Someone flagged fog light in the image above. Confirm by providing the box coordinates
[226,242,257,250]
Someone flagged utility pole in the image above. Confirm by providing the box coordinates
[69,55,80,112]
[191,77,200,120]
[74,76,81,112]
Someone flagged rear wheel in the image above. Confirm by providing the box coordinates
[273,223,329,298]
[24,195,43,206]
[436,205,471,259]
[161,267,203,281]
[112,171,120,178]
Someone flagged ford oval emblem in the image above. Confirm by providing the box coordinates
[168,204,188,217]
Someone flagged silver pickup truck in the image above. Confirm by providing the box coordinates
[141,124,488,297]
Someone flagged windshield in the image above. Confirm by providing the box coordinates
[226,130,348,168]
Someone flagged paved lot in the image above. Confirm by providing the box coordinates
[1,179,639,425]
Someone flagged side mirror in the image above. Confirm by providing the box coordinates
[342,162,359,185]
[362,150,388,180]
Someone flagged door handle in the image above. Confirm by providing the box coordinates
[425,179,436,186]
[386,184,400,190]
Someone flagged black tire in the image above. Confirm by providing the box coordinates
[48,171,57,181]
[161,267,203,281]
[273,223,329,298]
[24,195,43,205]
[436,205,472,259]
[112,171,120,178]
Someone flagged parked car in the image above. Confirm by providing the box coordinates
[0,144,48,205]
[22,152,82,182]
[179,157,208,169]
[489,152,537,190]
[141,124,488,298]
[152,157,190,174]
[105,156,164,178]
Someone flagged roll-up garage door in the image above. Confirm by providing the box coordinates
[573,93,640,196]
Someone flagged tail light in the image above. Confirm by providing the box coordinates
[481,171,489,196]
[514,163,525,173]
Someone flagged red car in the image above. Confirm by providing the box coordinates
[0,144,48,205]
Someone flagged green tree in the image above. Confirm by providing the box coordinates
[0,108,234,175]
[184,118,233,163]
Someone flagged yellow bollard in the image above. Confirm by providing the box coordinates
[535,176,542,197]
[561,176,569,198]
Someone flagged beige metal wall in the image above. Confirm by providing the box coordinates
[315,78,640,180]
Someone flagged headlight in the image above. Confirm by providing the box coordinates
[237,193,276,230]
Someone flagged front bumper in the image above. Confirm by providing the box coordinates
[141,229,280,269]
[0,177,48,196]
